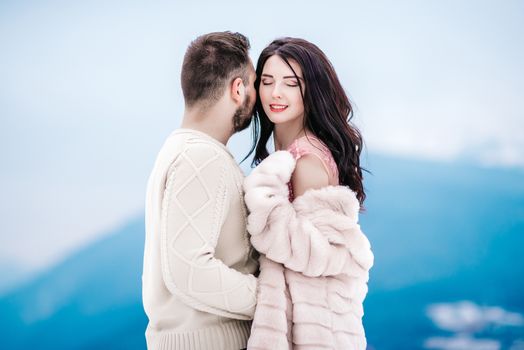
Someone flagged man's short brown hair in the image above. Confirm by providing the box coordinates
[181,31,251,108]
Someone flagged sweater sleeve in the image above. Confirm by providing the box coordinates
[160,142,257,320]
[244,151,372,278]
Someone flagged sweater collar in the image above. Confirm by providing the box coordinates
[171,128,234,159]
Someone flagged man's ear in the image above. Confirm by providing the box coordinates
[231,77,245,105]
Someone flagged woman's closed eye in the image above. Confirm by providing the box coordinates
[261,80,298,87]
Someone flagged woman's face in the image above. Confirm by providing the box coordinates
[259,55,305,126]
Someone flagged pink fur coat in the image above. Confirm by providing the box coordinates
[243,151,374,350]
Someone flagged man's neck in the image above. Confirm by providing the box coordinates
[181,104,233,145]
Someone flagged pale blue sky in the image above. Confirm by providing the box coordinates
[1,0,523,270]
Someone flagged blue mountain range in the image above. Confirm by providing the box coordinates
[1,154,523,349]
[0,218,147,349]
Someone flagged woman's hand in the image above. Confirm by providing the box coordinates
[244,151,295,203]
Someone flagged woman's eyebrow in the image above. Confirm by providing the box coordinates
[261,73,304,81]
[283,75,304,81]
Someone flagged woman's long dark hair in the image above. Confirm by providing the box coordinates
[246,37,367,206]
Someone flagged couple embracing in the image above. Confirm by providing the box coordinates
[143,31,374,350]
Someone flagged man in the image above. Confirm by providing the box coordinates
[143,32,258,350]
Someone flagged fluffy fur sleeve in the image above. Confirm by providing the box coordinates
[244,151,373,278]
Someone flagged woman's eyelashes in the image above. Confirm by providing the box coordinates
[261,79,299,87]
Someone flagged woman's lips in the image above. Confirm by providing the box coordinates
[269,104,288,113]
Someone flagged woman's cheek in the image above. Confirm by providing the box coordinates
[259,87,270,104]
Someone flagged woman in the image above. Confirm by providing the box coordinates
[243,38,374,349]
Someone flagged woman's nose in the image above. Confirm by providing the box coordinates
[271,83,282,99]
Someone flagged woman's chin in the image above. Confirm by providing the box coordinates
[268,114,296,125]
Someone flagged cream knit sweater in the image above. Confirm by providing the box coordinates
[143,128,259,350]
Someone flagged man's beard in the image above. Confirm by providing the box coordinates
[232,95,254,132]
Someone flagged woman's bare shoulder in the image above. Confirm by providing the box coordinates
[291,154,330,198]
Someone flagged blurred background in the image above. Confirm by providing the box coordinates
[1,0,523,349]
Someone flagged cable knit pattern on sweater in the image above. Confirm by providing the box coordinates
[143,129,258,350]
[161,142,257,317]
[244,151,374,350]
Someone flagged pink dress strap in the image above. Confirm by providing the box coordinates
[286,135,339,201]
